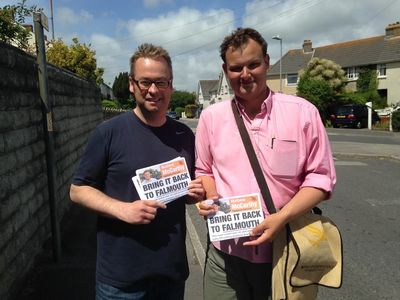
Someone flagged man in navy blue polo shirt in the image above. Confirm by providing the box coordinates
[70,43,204,300]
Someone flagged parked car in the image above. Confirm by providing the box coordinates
[330,104,380,129]
[166,111,180,120]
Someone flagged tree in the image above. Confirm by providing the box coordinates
[169,90,196,111]
[357,65,378,93]
[356,65,387,109]
[0,0,42,51]
[298,58,348,124]
[95,67,105,86]
[112,72,131,105]
[46,37,98,82]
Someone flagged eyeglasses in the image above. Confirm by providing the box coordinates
[133,79,172,90]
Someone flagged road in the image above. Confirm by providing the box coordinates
[183,119,400,299]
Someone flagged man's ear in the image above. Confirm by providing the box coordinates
[264,54,270,69]
[222,63,228,75]
[129,77,134,93]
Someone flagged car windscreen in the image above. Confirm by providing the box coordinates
[336,107,353,114]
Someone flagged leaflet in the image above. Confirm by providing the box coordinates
[206,193,265,242]
[132,157,191,205]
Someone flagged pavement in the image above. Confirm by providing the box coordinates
[16,129,400,300]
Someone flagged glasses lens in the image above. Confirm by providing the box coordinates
[156,81,169,89]
[138,81,151,88]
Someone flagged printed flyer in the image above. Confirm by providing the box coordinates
[132,157,191,204]
[206,193,265,242]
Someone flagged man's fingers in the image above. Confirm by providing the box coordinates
[144,200,166,209]
[243,232,269,246]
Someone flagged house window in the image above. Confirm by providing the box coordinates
[225,85,228,94]
[346,67,359,80]
[286,74,298,86]
[378,64,386,77]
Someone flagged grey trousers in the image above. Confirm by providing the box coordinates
[204,243,272,300]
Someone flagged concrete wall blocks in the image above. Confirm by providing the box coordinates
[0,41,102,300]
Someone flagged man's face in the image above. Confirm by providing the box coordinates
[144,171,151,180]
[129,57,173,118]
[223,39,269,102]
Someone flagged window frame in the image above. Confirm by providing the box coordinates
[378,64,386,78]
[286,74,299,86]
[346,67,359,80]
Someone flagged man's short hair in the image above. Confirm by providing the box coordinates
[220,27,268,65]
[129,43,173,78]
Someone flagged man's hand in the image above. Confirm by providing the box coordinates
[117,200,166,225]
[186,178,205,204]
[198,195,221,217]
[243,212,286,246]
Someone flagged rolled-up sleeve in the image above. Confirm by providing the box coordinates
[301,106,336,200]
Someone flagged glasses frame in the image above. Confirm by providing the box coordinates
[133,79,172,90]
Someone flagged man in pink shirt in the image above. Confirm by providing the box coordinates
[195,28,336,300]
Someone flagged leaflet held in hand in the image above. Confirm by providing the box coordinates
[132,157,191,204]
[206,193,265,242]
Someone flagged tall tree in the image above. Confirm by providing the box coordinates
[46,37,98,82]
[0,0,42,51]
[112,72,130,104]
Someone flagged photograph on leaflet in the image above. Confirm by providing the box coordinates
[206,193,265,242]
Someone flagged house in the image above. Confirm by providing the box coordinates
[197,70,234,109]
[267,22,400,106]
[197,79,218,109]
[100,82,115,100]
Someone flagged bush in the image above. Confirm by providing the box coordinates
[338,93,366,105]
[186,113,194,118]
[392,110,400,132]
[175,107,185,117]
[102,100,119,109]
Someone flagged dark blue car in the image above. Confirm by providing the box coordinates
[166,111,180,120]
[331,104,380,129]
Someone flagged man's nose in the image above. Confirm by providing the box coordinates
[241,67,250,77]
[148,82,159,93]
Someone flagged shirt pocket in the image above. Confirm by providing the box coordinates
[268,140,298,178]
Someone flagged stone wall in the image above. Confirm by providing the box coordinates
[0,41,103,300]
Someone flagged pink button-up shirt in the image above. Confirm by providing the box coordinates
[195,91,336,263]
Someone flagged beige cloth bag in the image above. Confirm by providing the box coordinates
[272,213,343,300]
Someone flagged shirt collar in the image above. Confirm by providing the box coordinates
[233,88,273,118]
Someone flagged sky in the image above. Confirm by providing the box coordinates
[2,0,400,93]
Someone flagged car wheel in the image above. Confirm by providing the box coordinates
[333,124,339,128]
[356,121,362,129]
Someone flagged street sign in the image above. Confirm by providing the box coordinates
[41,12,49,31]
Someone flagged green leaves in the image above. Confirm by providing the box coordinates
[1,0,42,50]
[112,72,131,105]
[46,38,100,83]
[169,90,196,111]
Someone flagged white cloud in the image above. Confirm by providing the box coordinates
[56,7,93,28]
[111,6,236,91]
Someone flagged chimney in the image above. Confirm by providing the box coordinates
[385,22,400,39]
[303,40,312,53]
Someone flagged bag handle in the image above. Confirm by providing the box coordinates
[231,100,277,215]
